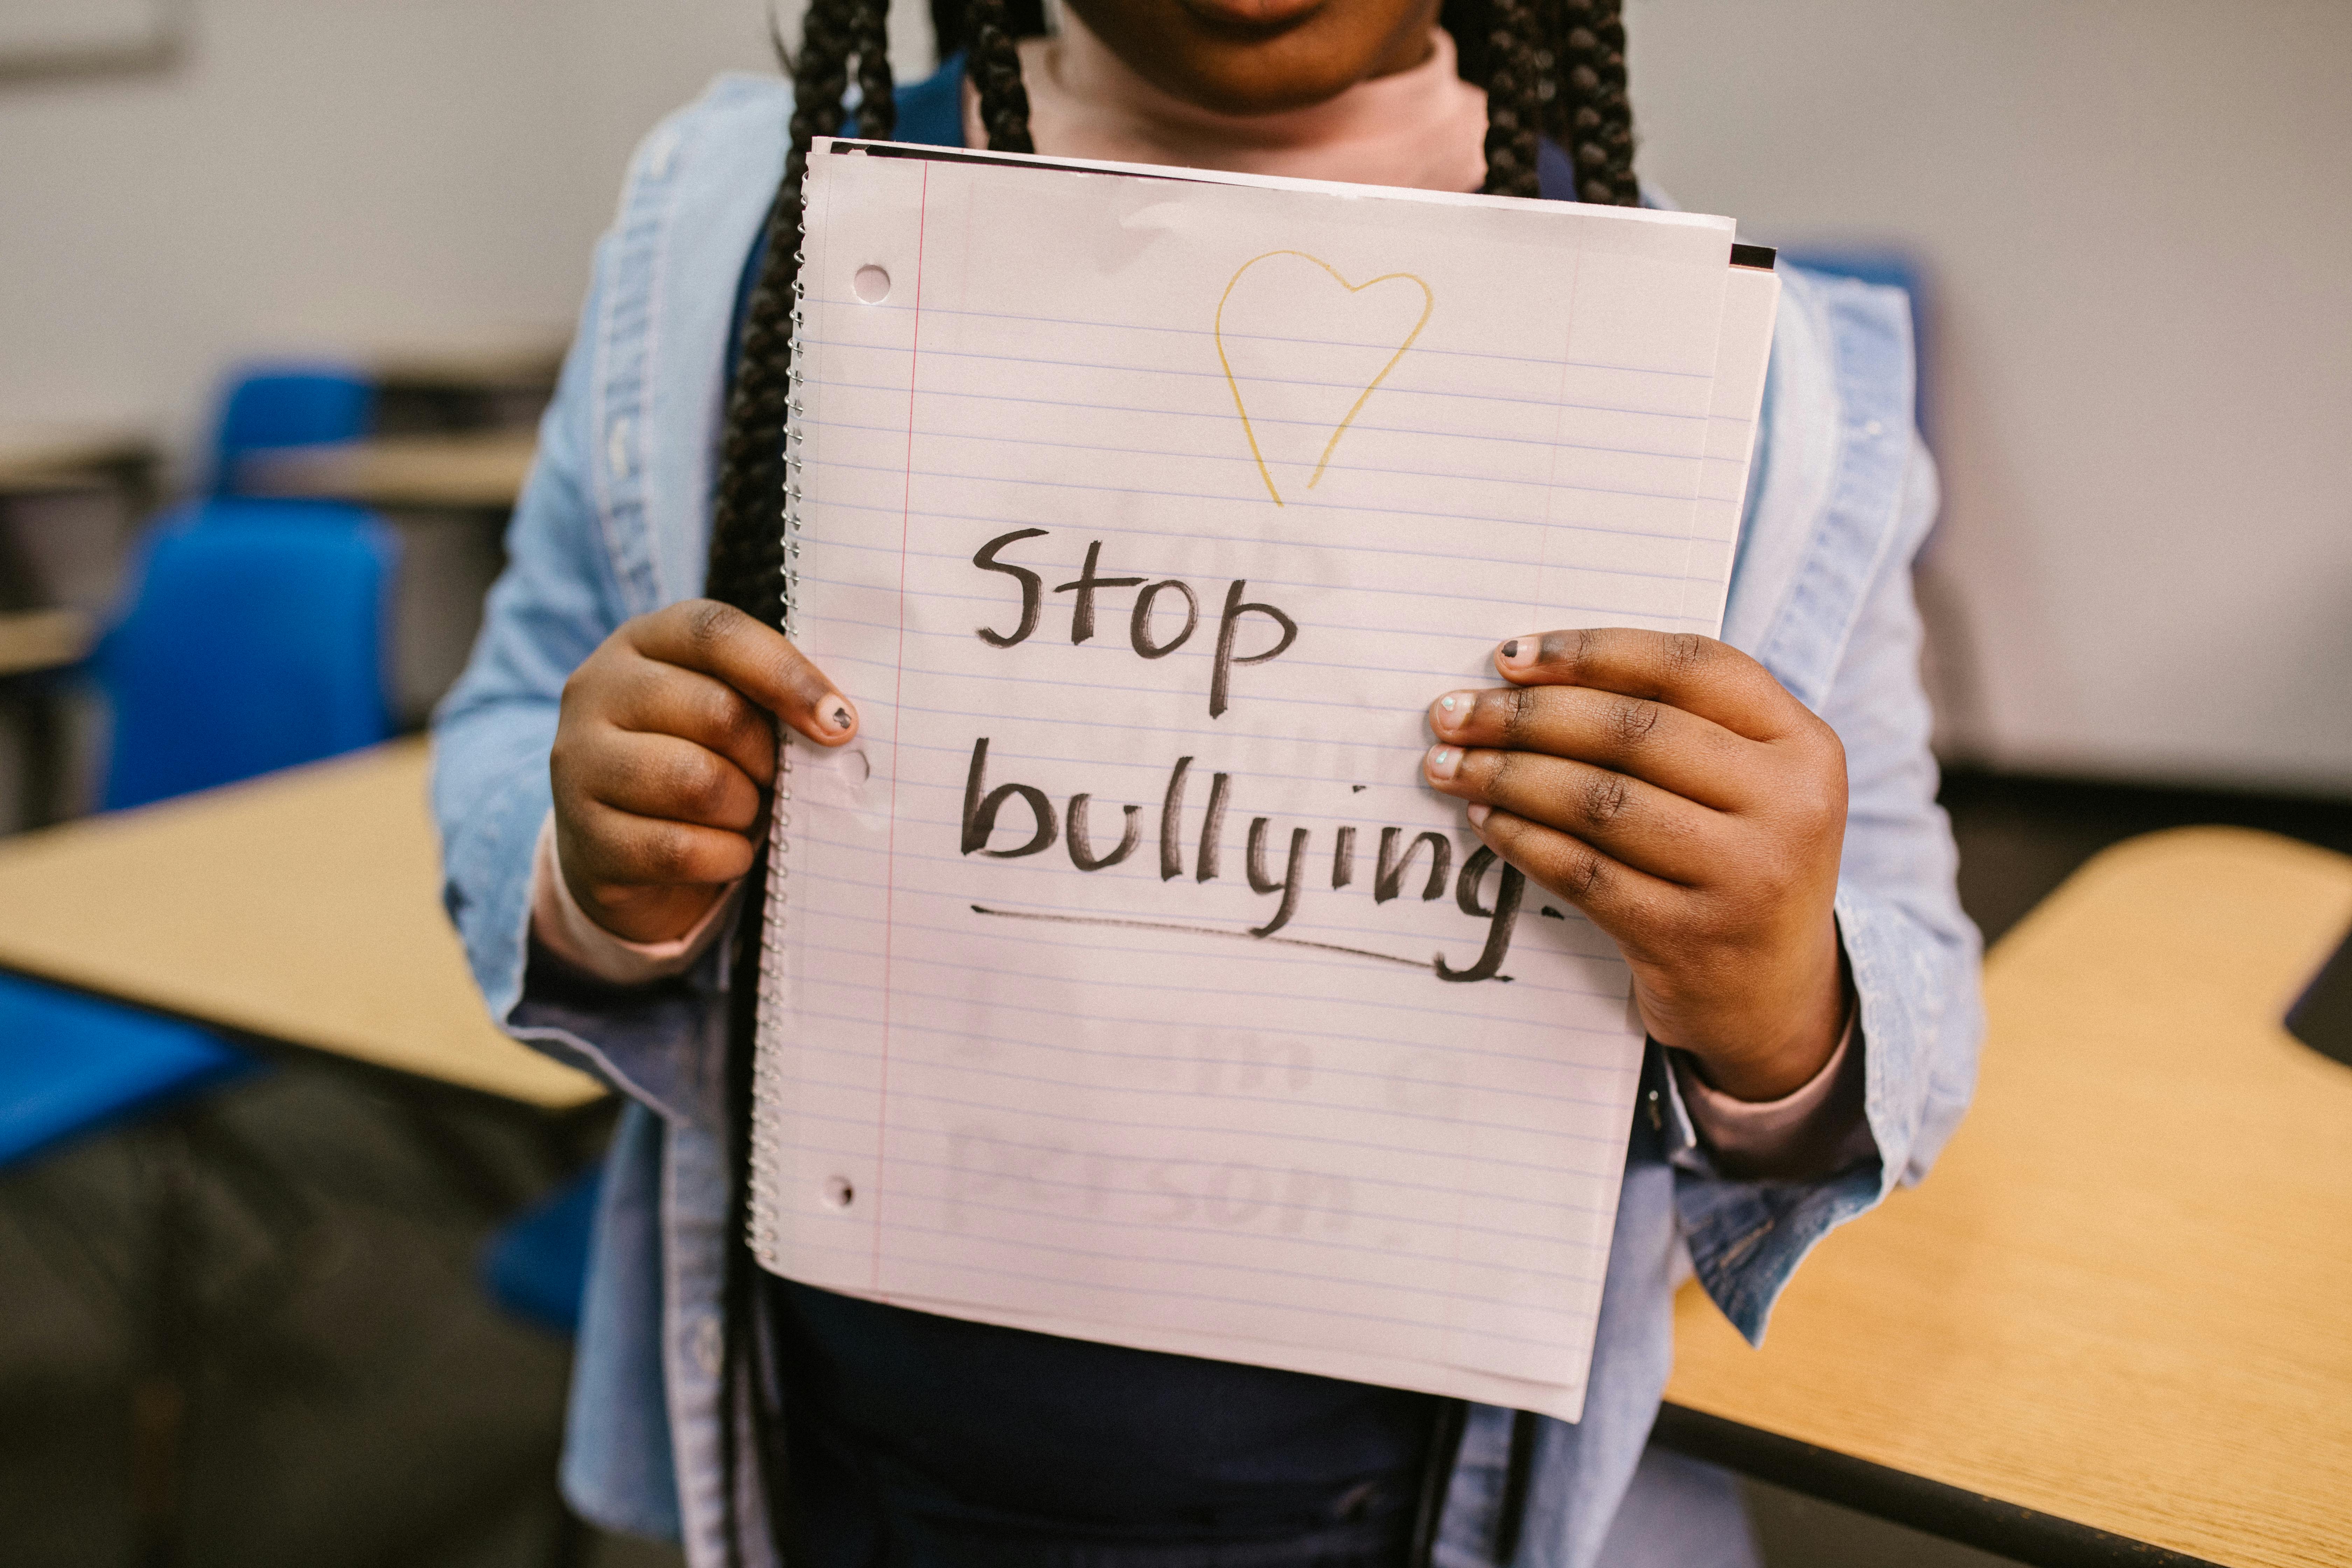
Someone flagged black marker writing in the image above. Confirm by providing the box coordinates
[960,737,1056,857]
[971,528,1048,647]
[956,738,1521,981]
[1196,770,1231,883]
[1066,793,1143,870]
[1440,847,1525,984]
[1055,540,1144,644]
[969,528,1298,719]
[1375,827,1450,904]
[1245,816,1310,936]
[1158,756,1192,880]
[1130,579,1198,658]
[1209,579,1297,719]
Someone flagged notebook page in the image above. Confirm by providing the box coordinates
[752,145,1772,1419]
[851,259,1785,1421]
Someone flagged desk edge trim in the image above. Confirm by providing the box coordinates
[1652,1404,2231,1568]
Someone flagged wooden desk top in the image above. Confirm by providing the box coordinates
[0,740,601,1110]
[240,430,538,511]
[0,608,93,678]
[1666,828,2352,1568]
[366,330,568,394]
[0,422,156,493]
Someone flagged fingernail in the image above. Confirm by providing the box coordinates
[822,697,856,734]
[1466,804,1491,829]
[1431,691,1476,733]
[1498,637,1538,672]
[1424,745,1462,782]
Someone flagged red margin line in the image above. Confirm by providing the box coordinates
[871,162,929,1290]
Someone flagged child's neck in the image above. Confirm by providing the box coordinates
[964,11,1489,193]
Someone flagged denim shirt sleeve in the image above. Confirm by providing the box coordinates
[1672,272,1986,1343]
[430,80,790,1132]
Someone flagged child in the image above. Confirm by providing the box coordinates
[432,0,1980,1563]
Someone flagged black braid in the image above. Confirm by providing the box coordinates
[931,0,1045,60]
[852,0,896,141]
[1557,0,1637,204]
[705,0,856,624]
[707,0,898,1560]
[965,0,1036,153]
[1478,0,1543,198]
[1446,0,1639,205]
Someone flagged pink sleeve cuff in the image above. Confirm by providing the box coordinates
[1671,1004,1874,1177]
[528,814,740,986]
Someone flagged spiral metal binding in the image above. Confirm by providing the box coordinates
[747,206,812,1274]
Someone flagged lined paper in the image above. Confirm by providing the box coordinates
[751,142,1778,1420]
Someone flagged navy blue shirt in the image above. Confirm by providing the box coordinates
[774,1279,1440,1561]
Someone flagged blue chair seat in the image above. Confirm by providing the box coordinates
[100,500,398,810]
[479,1164,604,1335]
[0,974,249,1167]
[2,498,395,1171]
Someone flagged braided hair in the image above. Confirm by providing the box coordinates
[1447,0,1639,201]
[702,1,1639,1556]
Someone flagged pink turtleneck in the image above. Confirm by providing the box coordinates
[966,11,1491,192]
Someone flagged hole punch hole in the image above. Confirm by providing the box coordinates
[822,1175,856,1210]
[852,265,892,304]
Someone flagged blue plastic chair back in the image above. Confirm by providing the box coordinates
[0,975,250,1166]
[97,500,398,811]
[480,1164,605,1335]
[210,363,374,494]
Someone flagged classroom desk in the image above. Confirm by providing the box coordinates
[239,429,538,511]
[0,607,92,678]
[0,739,599,1111]
[0,422,157,497]
[368,334,567,398]
[7,748,2345,1561]
[1660,828,2352,1568]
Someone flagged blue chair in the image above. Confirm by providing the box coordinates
[0,499,400,1164]
[98,500,398,811]
[208,362,375,495]
[0,981,250,1166]
[480,1163,606,1335]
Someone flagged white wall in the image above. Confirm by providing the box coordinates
[3,0,2345,791]
[0,0,793,454]
[1628,0,2352,792]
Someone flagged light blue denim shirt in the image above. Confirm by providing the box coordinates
[432,71,1981,1568]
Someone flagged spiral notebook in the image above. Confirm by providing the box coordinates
[748,138,1779,1421]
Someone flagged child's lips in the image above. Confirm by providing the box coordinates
[1175,0,1327,32]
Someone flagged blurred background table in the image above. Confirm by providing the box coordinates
[0,737,595,1111]
[1660,828,2352,1568]
[0,423,160,503]
[238,428,538,513]
[0,607,92,679]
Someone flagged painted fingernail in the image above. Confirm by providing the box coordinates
[1498,637,1538,671]
[1432,691,1476,732]
[821,697,857,734]
[1466,804,1491,829]
[1424,745,1462,782]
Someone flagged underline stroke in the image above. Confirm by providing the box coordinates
[968,904,1512,983]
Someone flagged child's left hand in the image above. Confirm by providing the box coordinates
[1423,628,1849,1102]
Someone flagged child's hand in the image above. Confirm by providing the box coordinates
[1423,629,1848,1101]
[550,601,858,945]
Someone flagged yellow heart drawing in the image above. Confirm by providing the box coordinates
[1214,250,1434,507]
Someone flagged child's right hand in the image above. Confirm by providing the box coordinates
[550,600,858,944]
